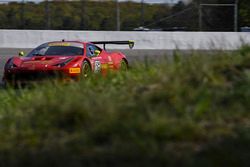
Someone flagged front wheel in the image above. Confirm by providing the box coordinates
[81,61,91,78]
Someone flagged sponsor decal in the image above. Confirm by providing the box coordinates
[94,60,101,73]
[69,68,81,74]
[48,42,71,47]
[101,64,108,69]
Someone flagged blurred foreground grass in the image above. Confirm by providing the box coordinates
[0,48,250,167]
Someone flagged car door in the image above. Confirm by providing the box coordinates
[86,43,109,73]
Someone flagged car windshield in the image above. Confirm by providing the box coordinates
[27,42,84,57]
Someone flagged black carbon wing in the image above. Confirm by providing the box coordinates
[91,40,135,50]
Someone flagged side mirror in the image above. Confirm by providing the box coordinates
[94,50,101,56]
[19,51,25,57]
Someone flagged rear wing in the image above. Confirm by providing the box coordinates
[91,40,135,50]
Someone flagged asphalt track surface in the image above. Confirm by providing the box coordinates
[0,48,173,81]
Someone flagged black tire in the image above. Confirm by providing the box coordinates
[81,61,91,78]
[120,59,128,71]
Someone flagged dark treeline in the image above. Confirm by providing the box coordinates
[0,0,249,31]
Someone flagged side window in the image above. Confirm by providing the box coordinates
[87,44,101,57]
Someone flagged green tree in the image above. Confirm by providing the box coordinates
[0,0,248,31]
[239,0,250,27]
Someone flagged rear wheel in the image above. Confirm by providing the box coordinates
[120,59,128,71]
[81,61,91,78]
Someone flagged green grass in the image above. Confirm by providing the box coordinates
[0,49,250,167]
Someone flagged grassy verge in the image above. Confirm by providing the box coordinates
[0,49,250,167]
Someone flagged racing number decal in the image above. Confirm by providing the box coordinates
[94,60,101,73]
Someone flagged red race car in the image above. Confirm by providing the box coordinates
[3,40,134,86]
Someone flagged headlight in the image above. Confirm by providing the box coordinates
[53,58,74,68]
[5,58,17,69]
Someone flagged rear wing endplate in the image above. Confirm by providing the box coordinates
[91,40,135,50]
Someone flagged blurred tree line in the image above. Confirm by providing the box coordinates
[0,0,249,31]
[192,0,249,31]
[239,0,250,27]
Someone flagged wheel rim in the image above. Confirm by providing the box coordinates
[82,63,90,78]
[120,60,127,71]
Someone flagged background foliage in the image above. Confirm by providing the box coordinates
[0,0,249,31]
[0,48,250,166]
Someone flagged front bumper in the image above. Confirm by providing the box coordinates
[3,69,79,85]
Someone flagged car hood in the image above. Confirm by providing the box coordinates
[12,56,77,67]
